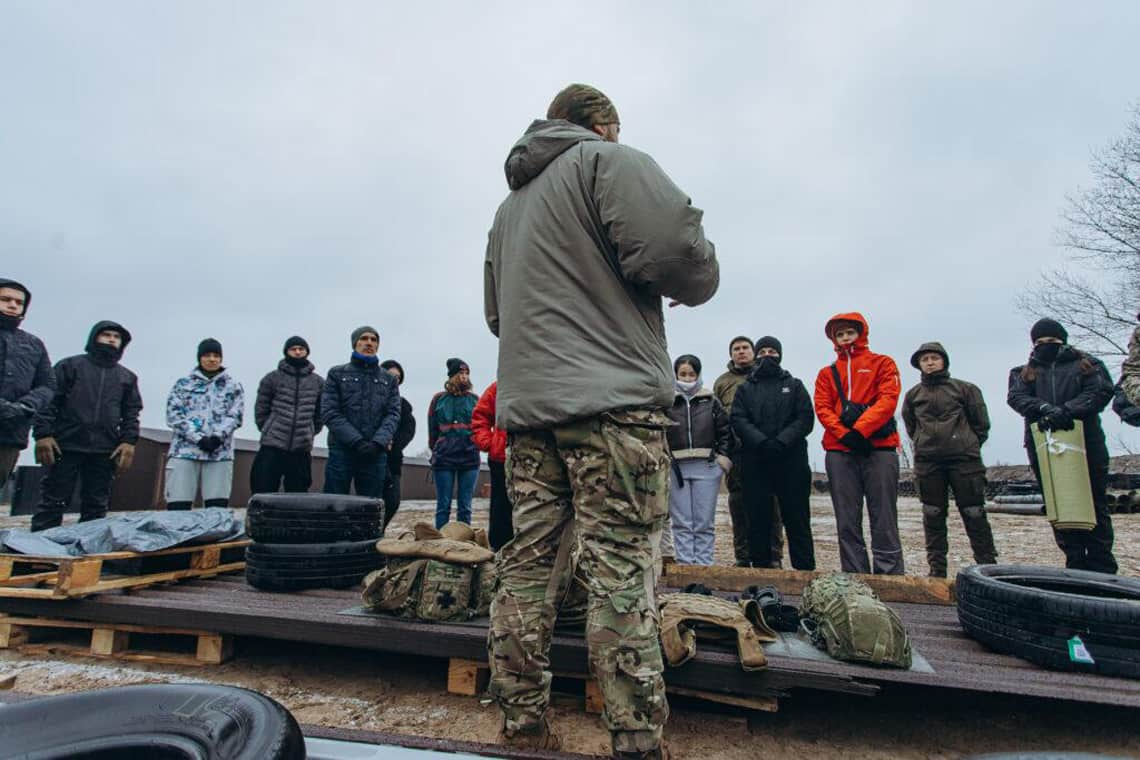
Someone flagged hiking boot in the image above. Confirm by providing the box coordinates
[614,742,671,759]
[497,714,561,751]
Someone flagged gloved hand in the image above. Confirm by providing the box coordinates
[110,442,136,473]
[197,435,223,454]
[1045,407,1075,431]
[355,441,383,460]
[763,439,787,458]
[715,454,733,473]
[1036,403,1063,422]
[1122,406,1140,428]
[35,437,61,466]
[839,430,872,455]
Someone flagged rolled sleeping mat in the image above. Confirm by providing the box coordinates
[1031,421,1096,531]
[992,495,1045,504]
[984,503,1045,515]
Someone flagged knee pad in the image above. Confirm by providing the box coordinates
[922,504,946,519]
[959,505,986,520]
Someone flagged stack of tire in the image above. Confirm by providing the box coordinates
[244,493,385,592]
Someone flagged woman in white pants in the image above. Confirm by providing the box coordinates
[665,355,733,565]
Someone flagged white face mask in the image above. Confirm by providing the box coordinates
[676,378,701,395]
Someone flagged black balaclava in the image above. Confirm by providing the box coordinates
[86,320,131,366]
[0,278,31,331]
[197,338,224,376]
[1030,319,1067,364]
[752,336,783,377]
[283,335,310,368]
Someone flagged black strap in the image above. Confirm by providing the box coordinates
[830,363,845,400]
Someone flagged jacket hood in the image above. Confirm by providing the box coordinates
[0,278,31,316]
[278,357,314,375]
[85,320,132,354]
[674,386,714,401]
[910,341,948,371]
[725,360,752,375]
[825,311,870,354]
[504,119,604,191]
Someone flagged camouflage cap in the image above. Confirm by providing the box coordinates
[547,83,619,130]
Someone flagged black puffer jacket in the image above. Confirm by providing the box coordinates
[730,362,814,458]
[388,398,417,470]
[666,388,732,461]
[320,357,402,448]
[0,278,55,449]
[901,369,989,462]
[255,360,324,452]
[33,321,142,453]
[1007,345,1114,460]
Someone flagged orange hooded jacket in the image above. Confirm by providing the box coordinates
[471,381,507,463]
[813,312,901,452]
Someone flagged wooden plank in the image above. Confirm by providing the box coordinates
[18,642,211,668]
[0,570,60,588]
[664,564,956,605]
[668,685,778,713]
[0,616,221,638]
[447,658,488,696]
[0,622,28,648]
[584,679,604,714]
[55,559,103,596]
[90,627,130,656]
[0,560,246,600]
[190,546,221,571]
[0,540,251,564]
[195,633,233,665]
[0,557,13,583]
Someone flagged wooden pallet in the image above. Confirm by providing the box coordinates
[0,614,234,667]
[446,658,778,714]
[664,564,956,605]
[0,540,250,599]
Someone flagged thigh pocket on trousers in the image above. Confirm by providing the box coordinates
[599,411,671,528]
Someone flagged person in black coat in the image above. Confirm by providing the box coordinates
[1007,318,1117,574]
[250,336,324,494]
[31,320,142,530]
[730,336,816,570]
[381,359,416,529]
[0,278,54,484]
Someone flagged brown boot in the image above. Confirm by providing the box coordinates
[498,714,561,751]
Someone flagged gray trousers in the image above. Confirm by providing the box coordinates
[668,459,721,565]
[164,458,234,505]
[825,449,903,575]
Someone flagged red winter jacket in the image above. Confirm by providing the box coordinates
[813,312,901,452]
[472,381,507,463]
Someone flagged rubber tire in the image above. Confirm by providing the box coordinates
[245,566,370,591]
[247,539,379,558]
[246,517,380,544]
[248,492,383,517]
[0,683,304,758]
[956,564,1140,678]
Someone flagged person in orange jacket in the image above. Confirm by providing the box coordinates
[813,312,904,575]
[472,380,512,550]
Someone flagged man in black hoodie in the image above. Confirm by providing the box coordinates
[0,278,55,484]
[31,321,142,530]
[730,336,816,570]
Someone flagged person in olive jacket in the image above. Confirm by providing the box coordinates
[251,336,323,494]
[901,342,996,577]
[1007,318,1117,574]
[0,278,54,483]
[31,321,141,530]
[380,359,416,529]
[731,336,816,570]
[666,354,731,565]
[321,326,402,498]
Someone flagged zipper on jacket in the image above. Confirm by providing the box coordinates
[95,366,107,445]
[685,396,694,450]
[288,372,300,451]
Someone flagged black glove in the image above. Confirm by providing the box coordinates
[1036,403,1062,422]
[355,441,382,460]
[1122,406,1140,428]
[1043,407,1075,431]
[762,439,787,458]
[197,435,222,453]
[839,430,872,455]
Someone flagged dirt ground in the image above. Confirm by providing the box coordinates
[2,497,1139,758]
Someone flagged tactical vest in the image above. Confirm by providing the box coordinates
[362,522,496,622]
[800,573,912,668]
[659,592,778,671]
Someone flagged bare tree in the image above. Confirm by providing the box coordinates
[1018,103,1140,357]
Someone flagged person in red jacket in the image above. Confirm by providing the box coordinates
[813,312,904,575]
[472,380,512,550]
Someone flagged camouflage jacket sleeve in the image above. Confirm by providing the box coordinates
[1122,326,1140,406]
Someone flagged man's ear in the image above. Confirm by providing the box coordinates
[590,124,607,138]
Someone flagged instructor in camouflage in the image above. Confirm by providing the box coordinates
[484,83,719,759]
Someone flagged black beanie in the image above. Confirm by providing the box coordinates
[197,338,223,359]
[381,359,405,384]
[673,354,702,377]
[446,357,469,378]
[754,336,783,357]
[1030,318,1068,344]
[283,336,309,357]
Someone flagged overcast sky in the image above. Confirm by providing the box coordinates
[3,1,1138,468]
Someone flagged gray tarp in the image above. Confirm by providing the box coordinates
[0,508,244,557]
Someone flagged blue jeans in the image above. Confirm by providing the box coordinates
[434,467,478,527]
[324,444,388,499]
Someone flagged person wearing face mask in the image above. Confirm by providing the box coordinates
[731,337,816,570]
[321,327,402,498]
[30,321,141,530]
[666,355,731,566]
[901,342,996,577]
[1007,318,1117,573]
[250,336,324,494]
[428,358,480,528]
[0,278,55,485]
[165,339,244,509]
[813,313,904,575]
[380,359,416,529]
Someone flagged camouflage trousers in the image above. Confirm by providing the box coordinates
[488,409,671,754]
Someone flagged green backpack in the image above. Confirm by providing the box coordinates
[800,573,912,669]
